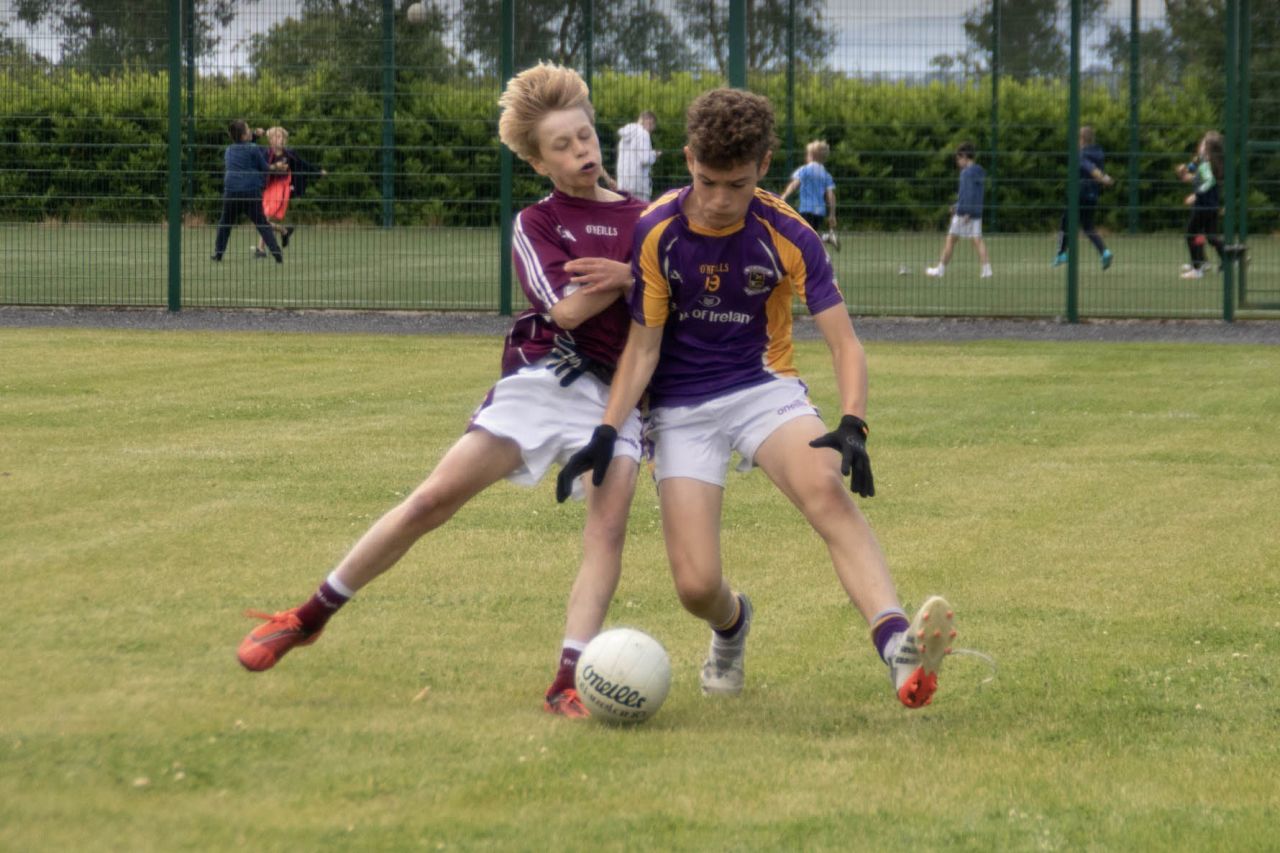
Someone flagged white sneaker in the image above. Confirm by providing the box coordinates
[1180,263,1194,272]
[1180,267,1205,280]
[700,594,753,696]
[888,595,955,709]
[925,266,944,278]
[980,267,993,278]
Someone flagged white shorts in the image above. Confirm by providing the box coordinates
[469,357,643,499]
[647,377,819,487]
[948,214,982,239]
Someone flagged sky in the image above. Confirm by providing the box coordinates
[2,0,1170,75]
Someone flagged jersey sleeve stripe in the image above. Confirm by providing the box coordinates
[638,216,676,327]
[512,210,559,308]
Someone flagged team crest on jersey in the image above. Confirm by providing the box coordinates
[743,265,775,296]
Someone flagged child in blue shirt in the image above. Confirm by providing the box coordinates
[926,142,992,278]
[781,140,838,250]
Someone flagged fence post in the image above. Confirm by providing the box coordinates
[728,0,746,88]
[784,0,796,176]
[1221,0,1238,322]
[167,0,183,312]
[184,0,196,203]
[1236,0,1250,262]
[581,0,594,94]
[380,0,395,228]
[1065,0,1081,323]
[498,0,515,317]
[1126,0,1140,233]
[988,0,999,231]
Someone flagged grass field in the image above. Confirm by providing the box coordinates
[2,328,1278,850]
[2,223,1278,319]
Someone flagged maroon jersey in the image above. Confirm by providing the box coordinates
[501,189,646,377]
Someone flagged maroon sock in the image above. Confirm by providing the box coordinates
[294,580,349,632]
[547,646,582,698]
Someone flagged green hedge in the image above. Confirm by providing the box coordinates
[0,67,1271,231]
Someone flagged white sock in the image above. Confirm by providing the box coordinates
[982,264,993,275]
[884,631,906,663]
[326,570,356,599]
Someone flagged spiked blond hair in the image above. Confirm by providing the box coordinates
[498,63,594,163]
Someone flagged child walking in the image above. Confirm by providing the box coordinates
[236,64,647,720]
[1175,130,1227,279]
[926,141,992,279]
[781,139,838,251]
[1052,125,1115,270]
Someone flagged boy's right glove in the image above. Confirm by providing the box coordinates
[809,415,875,498]
[555,425,617,503]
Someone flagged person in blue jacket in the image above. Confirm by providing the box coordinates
[211,119,284,264]
[926,142,992,279]
[1053,125,1115,270]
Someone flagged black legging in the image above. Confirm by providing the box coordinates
[213,193,283,261]
[1185,207,1225,270]
[1057,201,1107,256]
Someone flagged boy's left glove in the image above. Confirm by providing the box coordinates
[809,415,875,497]
[555,425,617,503]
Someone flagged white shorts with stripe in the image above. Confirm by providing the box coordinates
[647,377,819,487]
[470,356,642,500]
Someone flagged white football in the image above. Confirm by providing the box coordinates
[406,2,427,24]
[575,628,671,724]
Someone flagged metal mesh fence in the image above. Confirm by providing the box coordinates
[0,0,1275,319]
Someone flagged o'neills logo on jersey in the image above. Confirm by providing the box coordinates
[579,663,648,708]
[585,224,618,236]
[743,264,775,295]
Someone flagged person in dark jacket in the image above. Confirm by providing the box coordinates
[926,141,992,279]
[211,119,284,264]
[1053,125,1116,270]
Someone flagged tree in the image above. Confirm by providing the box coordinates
[675,0,836,76]
[13,0,251,70]
[0,24,50,68]
[248,0,470,90]
[1103,0,1280,108]
[932,0,1107,80]
[454,0,694,78]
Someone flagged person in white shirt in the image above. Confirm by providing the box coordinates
[615,111,659,201]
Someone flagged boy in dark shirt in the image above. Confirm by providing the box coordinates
[926,142,992,279]
[1053,125,1115,270]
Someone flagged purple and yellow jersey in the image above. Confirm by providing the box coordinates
[502,189,647,377]
[630,186,845,407]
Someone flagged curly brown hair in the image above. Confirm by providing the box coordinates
[685,88,776,169]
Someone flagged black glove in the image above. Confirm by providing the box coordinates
[555,425,617,503]
[809,415,875,497]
